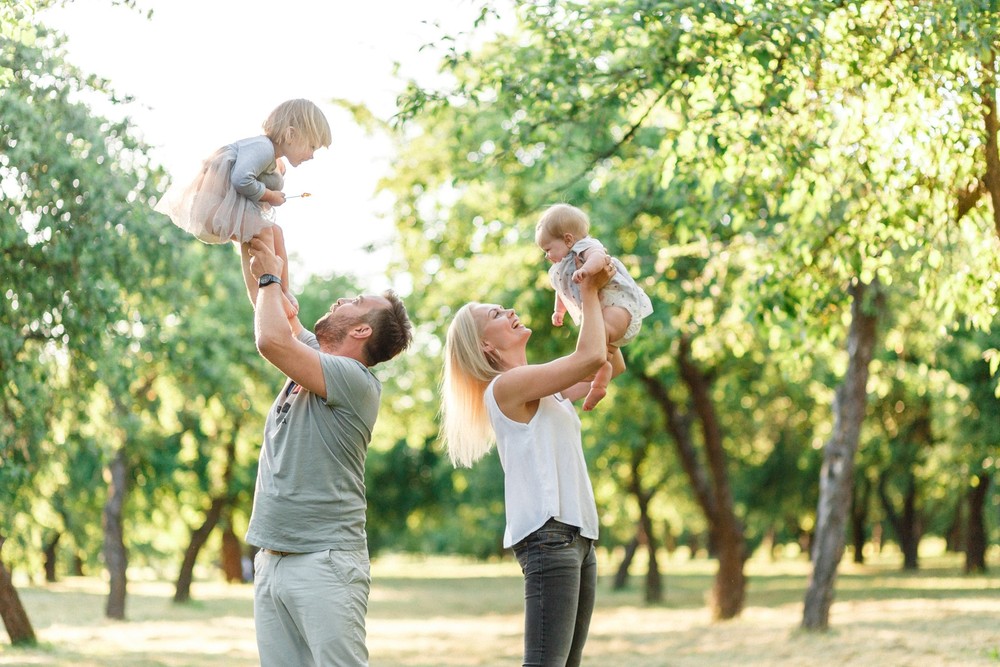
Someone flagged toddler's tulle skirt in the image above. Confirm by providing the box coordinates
[155,147,275,244]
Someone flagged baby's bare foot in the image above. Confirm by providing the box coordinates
[583,384,607,411]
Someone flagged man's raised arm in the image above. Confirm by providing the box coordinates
[240,239,303,336]
[246,237,325,397]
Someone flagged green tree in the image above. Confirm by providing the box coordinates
[387,0,1000,628]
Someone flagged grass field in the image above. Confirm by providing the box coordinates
[1,550,998,666]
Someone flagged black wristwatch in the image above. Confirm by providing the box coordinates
[258,273,281,288]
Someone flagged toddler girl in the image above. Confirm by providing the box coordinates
[536,203,654,410]
[156,98,331,313]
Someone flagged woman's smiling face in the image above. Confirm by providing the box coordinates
[473,303,531,356]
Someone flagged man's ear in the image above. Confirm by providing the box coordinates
[351,323,373,340]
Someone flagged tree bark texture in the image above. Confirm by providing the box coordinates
[0,537,36,646]
[802,280,882,630]
[103,446,128,620]
[965,472,990,574]
[636,335,747,620]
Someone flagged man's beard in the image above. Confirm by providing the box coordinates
[315,312,359,348]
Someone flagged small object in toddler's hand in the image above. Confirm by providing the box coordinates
[286,192,312,199]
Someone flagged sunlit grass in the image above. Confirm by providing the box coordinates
[1,551,998,666]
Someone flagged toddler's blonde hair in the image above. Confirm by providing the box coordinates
[535,203,590,244]
[263,99,332,148]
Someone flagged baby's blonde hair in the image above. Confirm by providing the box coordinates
[535,203,590,244]
[263,99,332,148]
[442,303,502,468]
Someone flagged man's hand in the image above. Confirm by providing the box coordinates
[248,236,285,281]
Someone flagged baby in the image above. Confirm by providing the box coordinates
[536,203,653,410]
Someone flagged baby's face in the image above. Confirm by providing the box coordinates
[537,231,571,263]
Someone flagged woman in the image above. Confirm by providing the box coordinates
[441,260,612,666]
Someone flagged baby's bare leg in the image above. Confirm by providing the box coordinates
[254,226,297,317]
[583,307,632,411]
[583,357,612,411]
[603,305,632,345]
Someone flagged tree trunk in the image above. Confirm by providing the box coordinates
[850,476,871,564]
[635,335,746,620]
[899,474,920,570]
[43,531,61,583]
[676,337,745,619]
[638,505,662,604]
[175,437,240,600]
[103,446,129,620]
[624,446,663,604]
[174,497,227,603]
[802,279,881,631]
[965,472,990,574]
[945,501,964,553]
[613,534,640,591]
[0,536,36,646]
[220,523,244,584]
[878,470,921,571]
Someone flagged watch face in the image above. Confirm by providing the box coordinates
[259,274,278,287]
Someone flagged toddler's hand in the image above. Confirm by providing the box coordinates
[262,189,287,207]
[552,312,564,327]
[572,267,589,284]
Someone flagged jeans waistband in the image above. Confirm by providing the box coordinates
[539,518,579,532]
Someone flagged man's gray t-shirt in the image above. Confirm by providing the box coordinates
[245,330,381,553]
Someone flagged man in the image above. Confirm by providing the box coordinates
[240,237,413,666]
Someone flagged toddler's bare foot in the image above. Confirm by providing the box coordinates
[583,384,607,411]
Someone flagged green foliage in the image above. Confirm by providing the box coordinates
[381,0,1000,560]
[0,5,273,578]
[3,0,998,581]
[1,16,174,521]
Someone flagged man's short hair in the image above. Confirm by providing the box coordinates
[363,290,413,365]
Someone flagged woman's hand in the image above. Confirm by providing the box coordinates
[581,253,614,291]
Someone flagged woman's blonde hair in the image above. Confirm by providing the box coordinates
[263,99,332,148]
[442,303,503,468]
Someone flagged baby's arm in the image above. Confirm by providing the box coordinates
[572,246,611,283]
[260,189,286,206]
[232,140,285,206]
[552,292,567,327]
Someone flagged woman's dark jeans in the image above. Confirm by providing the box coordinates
[512,519,597,667]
